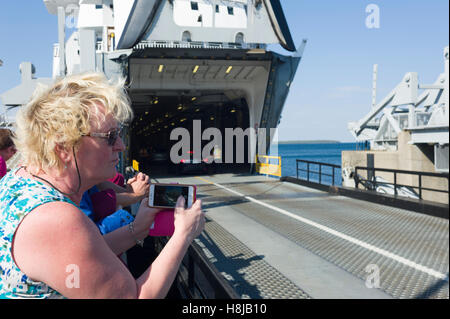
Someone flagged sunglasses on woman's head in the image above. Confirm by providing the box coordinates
[83,126,124,146]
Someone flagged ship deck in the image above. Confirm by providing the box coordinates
[150,172,449,299]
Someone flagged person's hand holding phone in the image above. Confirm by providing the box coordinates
[173,196,205,242]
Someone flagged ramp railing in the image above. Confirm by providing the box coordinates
[296,159,341,186]
[154,237,239,299]
[354,166,449,202]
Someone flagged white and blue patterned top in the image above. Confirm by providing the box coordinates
[0,167,76,299]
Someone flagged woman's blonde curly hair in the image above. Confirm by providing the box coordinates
[13,72,133,173]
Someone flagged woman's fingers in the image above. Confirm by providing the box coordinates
[173,197,204,240]
[175,196,186,210]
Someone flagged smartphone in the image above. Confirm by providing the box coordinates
[148,183,196,209]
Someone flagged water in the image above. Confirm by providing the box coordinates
[269,142,364,186]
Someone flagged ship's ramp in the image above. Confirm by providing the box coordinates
[150,173,449,299]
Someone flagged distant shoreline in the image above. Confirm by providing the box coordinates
[274,140,341,145]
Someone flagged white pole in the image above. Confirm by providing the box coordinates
[444,47,449,123]
[372,64,378,109]
[57,6,66,76]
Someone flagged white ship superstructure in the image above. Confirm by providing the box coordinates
[1,0,306,173]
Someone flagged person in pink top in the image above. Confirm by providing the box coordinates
[108,171,125,187]
[0,129,17,178]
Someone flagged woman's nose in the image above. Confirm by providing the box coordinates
[114,136,126,152]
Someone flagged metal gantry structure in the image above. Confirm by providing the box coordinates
[348,47,449,152]
[348,46,449,174]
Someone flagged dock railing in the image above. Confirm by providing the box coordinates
[354,166,449,201]
[154,237,239,299]
[296,159,341,186]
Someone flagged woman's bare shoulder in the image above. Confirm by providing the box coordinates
[13,201,100,270]
[17,200,94,236]
[13,200,136,298]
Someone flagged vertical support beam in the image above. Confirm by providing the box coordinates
[57,6,66,76]
[79,28,96,72]
[211,1,215,28]
[372,64,378,109]
[367,153,375,188]
[393,172,397,196]
[20,62,33,83]
[332,166,335,186]
[307,162,310,181]
[103,26,108,52]
[319,163,322,184]
[418,174,422,200]
[407,73,418,129]
[444,47,449,124]
[408,103,416,128]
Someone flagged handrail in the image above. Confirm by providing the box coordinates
[354,166,449,200]
[154,237,239,299]
[296,159,341,186]
[133,40,266,51]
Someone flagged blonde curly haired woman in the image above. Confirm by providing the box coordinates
[0,73,204,298]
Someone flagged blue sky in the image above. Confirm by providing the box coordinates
[0,0,449,142]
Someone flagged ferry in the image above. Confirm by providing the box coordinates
[1,0,306,175]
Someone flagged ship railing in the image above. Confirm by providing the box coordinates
[154,237,239,299]
[133,40,266,51]
[354,166,449,201]
[296,159,341,186]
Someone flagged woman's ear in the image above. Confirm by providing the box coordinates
[54,144,71,168]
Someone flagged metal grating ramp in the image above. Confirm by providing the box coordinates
[151,174,448,299]
[225,194,449,299]
[195,218,311,299]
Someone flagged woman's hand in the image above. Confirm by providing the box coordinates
[127,172,150,199]
[133,198,160,240]
[173,196,205,242]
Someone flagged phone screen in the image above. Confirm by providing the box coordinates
[153,185,190,208]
